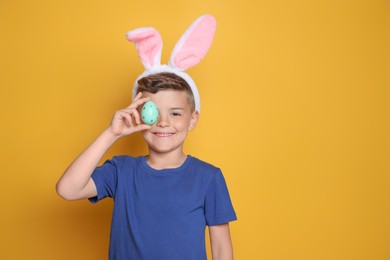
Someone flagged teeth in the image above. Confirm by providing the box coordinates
[155,133,173,137]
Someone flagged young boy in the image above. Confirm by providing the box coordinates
[56,72,237,259]
[57,14,237,259]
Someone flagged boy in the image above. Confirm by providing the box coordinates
[56,14,237,259]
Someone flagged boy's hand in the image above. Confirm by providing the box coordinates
[108,92,151,137]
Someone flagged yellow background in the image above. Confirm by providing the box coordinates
[1,0,389,259]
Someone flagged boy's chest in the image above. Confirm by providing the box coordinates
[115,171,208,223]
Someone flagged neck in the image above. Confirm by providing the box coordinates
[146,150,188,170]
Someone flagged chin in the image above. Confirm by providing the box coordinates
[146,142,184,154]
[149,145,180,154]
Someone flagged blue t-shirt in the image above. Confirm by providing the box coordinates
[89,155,237,260]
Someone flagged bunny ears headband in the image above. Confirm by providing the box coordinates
[126,14,217,112]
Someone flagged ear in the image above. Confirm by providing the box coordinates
[188,111,200,131]
[126,28,162,69]
[169,14,217,71]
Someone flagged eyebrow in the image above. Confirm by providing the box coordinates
[170,107,185,110]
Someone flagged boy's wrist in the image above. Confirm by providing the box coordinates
[103,127,122,143]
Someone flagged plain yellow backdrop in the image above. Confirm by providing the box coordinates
[1,0,389,259]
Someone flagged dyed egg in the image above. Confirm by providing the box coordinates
[141,101,159,125]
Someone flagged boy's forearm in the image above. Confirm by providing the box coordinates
[211,235,234,260]
[212,246,234,260]
[209,223,234,260]
[56,128,119,199]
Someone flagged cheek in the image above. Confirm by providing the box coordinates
[176,118,191,129]
[142,130,151,140]
[182,123,193,132]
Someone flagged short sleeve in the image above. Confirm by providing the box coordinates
[88,157,119,204]
[204,169,237,226]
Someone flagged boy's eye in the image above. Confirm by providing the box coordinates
[172,112,182,116]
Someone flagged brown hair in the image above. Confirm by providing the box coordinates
[137,73,195,111]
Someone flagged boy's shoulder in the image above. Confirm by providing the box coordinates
[106,155,140,169]
[110,154,138,163]
[188,155,221,175]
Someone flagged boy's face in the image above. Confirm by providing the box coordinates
[140,90,199,155]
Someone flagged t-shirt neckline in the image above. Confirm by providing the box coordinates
[140,155,193,176]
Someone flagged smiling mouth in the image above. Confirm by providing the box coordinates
[153,132,175,137]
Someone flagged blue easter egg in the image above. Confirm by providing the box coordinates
[141,101,159,125]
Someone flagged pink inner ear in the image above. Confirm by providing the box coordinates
[171,15,217,71]
[175,49,202,70]
[127,28,162,68]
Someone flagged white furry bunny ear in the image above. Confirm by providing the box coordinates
[169,14,217,71]
[126,28,162,70]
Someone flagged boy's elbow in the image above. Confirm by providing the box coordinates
[55,181,76,201]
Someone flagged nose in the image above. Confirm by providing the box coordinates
[156,113,170,128]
